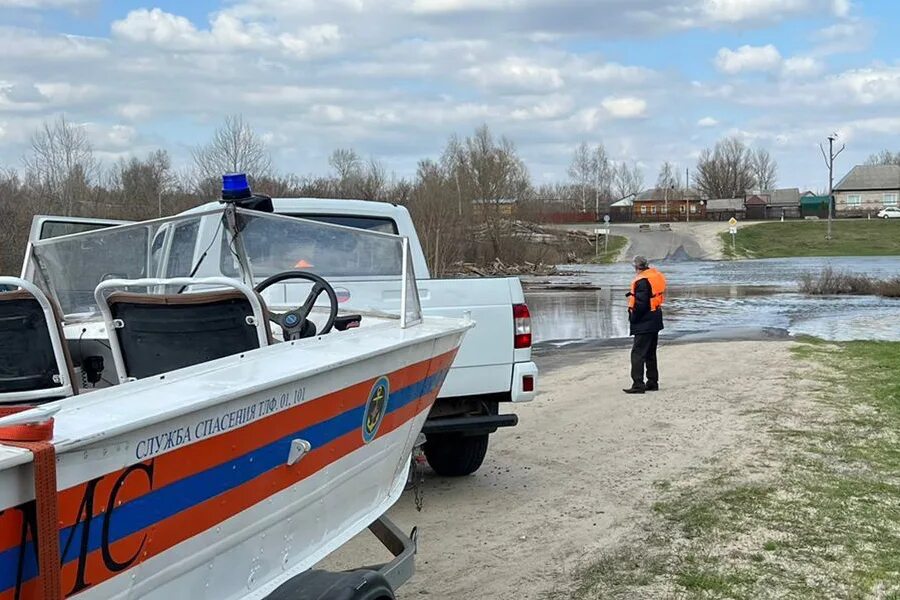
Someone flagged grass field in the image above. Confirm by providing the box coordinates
[720,219,900,259]
[587,234,628,264]
[568,340,900,599]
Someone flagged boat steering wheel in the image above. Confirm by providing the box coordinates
[254,271,339,341]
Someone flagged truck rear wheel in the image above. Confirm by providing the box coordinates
[424,433,489,477]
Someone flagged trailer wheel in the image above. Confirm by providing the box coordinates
[424,433,489,477]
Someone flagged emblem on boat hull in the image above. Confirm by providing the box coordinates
[363,376,389,443]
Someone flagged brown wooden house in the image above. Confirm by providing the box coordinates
[633,187,706,221]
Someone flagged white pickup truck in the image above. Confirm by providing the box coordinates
[24,198,538,476]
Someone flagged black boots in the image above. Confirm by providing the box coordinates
[623,383,659,394]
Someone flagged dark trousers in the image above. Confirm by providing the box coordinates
[631,332,659,387]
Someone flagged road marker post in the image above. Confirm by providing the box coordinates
[728,217,738,254]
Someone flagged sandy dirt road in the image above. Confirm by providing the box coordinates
[555,221,765,261]
[320,340,795,599]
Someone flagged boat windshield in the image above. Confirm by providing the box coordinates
[26,206,422,327]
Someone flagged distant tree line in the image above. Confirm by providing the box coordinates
[0,114,781,276]
[865,150,900,167]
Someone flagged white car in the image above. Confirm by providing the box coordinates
[877,206,900,218]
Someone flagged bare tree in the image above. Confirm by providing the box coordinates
[356,159,387,200]
[694,137,756,199]
[656,161,682,191]
[110,150,175,218]
[23,115,97,215]
[192,115,272,186]
[451,125,531,258]
[614,162,644,199]
[568,142,593,212]
[328,148,362,183]
[866,150,900,166]
[592,144,613,216]
[750,148,778,190]
[0,169,32,273]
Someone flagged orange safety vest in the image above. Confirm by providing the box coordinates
[294,259,314,268]
[628,267,667,312]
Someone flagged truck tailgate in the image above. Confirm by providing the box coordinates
[417,277,521,398]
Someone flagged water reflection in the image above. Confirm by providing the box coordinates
[525,256,900,343]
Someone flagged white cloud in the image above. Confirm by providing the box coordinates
[409,0,532,14]
[602,96,647,119]
[464,57,564,93]
[715,44,782,74]
[697,116,719,127]
[112,8,341,57]
[827,66,900,104]
[831,0,851,17]
[579,62,655,85]
[782,56,822,78]
[0,0,91,8]
[0,28,107,61]
[112,9,204,49]
[701,0,847,24]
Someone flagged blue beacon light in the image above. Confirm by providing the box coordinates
[222,173,252,200]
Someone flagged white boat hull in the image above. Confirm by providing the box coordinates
[0,319,467,600]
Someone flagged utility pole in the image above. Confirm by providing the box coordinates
[820,133,845,241]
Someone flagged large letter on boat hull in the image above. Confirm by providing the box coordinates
[101,463,153,572]
[59,477,102,596]
[0,503,37,600]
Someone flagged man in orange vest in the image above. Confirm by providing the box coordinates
[624,255,666,394]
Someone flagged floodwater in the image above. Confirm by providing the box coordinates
[525,256,900,344]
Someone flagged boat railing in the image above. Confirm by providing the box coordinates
[94,277,271,383]
[0,276,76,403]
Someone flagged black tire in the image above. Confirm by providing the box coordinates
[424,433,489,477]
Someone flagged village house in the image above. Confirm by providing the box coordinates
[800,191,830,219]
[833,164,900,216]
[632,187,705,221]
[705,198,745,221]
[742,188,801,219]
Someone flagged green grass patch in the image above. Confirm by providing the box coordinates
[586,234,628,264]
[568,340,900,599]
[719,219,900,259]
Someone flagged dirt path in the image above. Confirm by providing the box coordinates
[321,340,796,599]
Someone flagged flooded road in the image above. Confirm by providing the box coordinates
[526,256,900,344]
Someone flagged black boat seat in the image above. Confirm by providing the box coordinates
[0,282,78,404]
[104,289,273,381]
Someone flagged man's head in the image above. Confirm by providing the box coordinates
[633,255,649,272]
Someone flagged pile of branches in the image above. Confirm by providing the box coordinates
[451,259,570,277]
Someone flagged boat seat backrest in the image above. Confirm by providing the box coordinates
[0,286,77,404]
[105,290,272,380]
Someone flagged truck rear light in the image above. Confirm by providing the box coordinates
[513,303,531,349]
[522,375,534,392]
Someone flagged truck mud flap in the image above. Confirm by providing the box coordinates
[422,413,519,435]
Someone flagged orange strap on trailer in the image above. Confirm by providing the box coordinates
[0,406,61,600]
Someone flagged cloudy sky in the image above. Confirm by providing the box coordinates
[0,0,897,191]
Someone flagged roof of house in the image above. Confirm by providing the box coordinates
[769,188,800,207]
[745,194,768,206]
[706,198,744,211]
[834,165,900,191]
[747,188,800,206]
[610,197,634,207]
[635,187,702,202]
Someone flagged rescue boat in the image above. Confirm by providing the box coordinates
[0,180,470,600]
